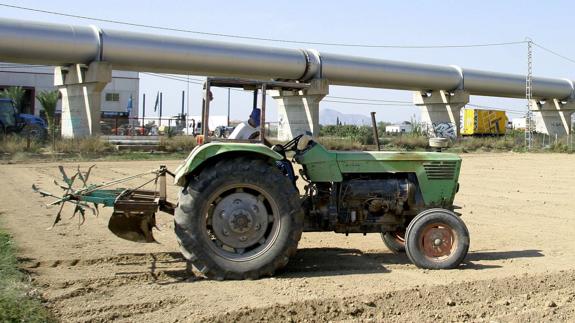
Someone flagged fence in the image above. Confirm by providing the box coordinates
[99,115,279,138]
[100,116,192,136]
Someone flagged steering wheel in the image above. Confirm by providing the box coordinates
[281,134,304,152]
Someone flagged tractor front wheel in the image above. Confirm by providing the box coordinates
[405,208,469,269]
[175,157,303,280]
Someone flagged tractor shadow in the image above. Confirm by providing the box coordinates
[278,248,545,278]
[460,249,544,270]
[110,249,544,283]
[280,247,398,278]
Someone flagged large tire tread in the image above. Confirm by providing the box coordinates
[175,157,303,280]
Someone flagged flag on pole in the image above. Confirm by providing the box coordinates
[126,94,133,115]
[154,92,159,112]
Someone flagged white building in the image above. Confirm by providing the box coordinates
[511,118,526,130]
[0,63,139,118]
[385,122,413,134]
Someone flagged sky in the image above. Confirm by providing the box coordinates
[1,0,574,123]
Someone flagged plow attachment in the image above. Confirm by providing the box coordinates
[33,165,175,243]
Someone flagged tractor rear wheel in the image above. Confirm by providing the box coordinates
[405,208,469,269]
[381,230,406,253]
[175,157,303,280]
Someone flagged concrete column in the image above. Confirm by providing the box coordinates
[55,61,112,138]
[532,99,575,137]
[272,78,329,140]
[413,90,469,139]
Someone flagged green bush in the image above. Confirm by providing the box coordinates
[318,137,364,150]
[320,125,374,145]
[388,136,429,150]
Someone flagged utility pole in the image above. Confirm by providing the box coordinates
[525,39,534,150]
[227,88,231,127]
[142,93,146,133]
[186,75,190,135]
[159,92,163,126]
[370,112,381,151]
[181,90,185,116]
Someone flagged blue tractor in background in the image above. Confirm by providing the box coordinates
[0,98,47,141]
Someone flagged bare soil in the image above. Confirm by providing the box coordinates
[0,153,574,322]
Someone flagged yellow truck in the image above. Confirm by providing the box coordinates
[461,108,508,136]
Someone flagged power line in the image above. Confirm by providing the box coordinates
[532,42,575,65]
[467,103,526,114]
[0,3,527,49]
[142,72,204,85]
[324,99,414,107]
[326,95,411,104]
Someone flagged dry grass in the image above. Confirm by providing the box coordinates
[52,137,112,154]
[159,136,197,152]
[0,136,42,154]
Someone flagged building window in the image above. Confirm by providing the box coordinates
[105,93,120,102]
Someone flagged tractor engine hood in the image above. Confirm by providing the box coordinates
[18,113,47,128]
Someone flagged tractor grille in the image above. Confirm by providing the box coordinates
[423,161,457,180]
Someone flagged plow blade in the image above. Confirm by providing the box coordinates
[108,211,157,243]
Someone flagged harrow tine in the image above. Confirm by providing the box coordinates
[77,166,88,187]
[32,184,57,198]
[53,179,68,190]
[80,202,96,216]
[93,203,99,216]
[58,166,72,186]
[72,205,86,227]
[50,203,66,229]
[83,165,96,184]
[78,207,86,226]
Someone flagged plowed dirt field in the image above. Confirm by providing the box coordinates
[1,153,574,322]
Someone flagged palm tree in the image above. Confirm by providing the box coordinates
[36,90,60,134]
[0,86,26,113]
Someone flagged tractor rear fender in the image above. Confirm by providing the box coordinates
[173,142,283,187]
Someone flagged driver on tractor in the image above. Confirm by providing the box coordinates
[228,108,261,140]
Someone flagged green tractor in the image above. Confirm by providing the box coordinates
[36,78,469,280]
[171,79,468,279]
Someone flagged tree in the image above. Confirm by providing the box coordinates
[0,86,26,113]
[36,90,60,134]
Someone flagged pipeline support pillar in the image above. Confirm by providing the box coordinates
[532,99,575,137]
[55,61,112,138]
[413,90,469,139]
[272,78,329,140]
